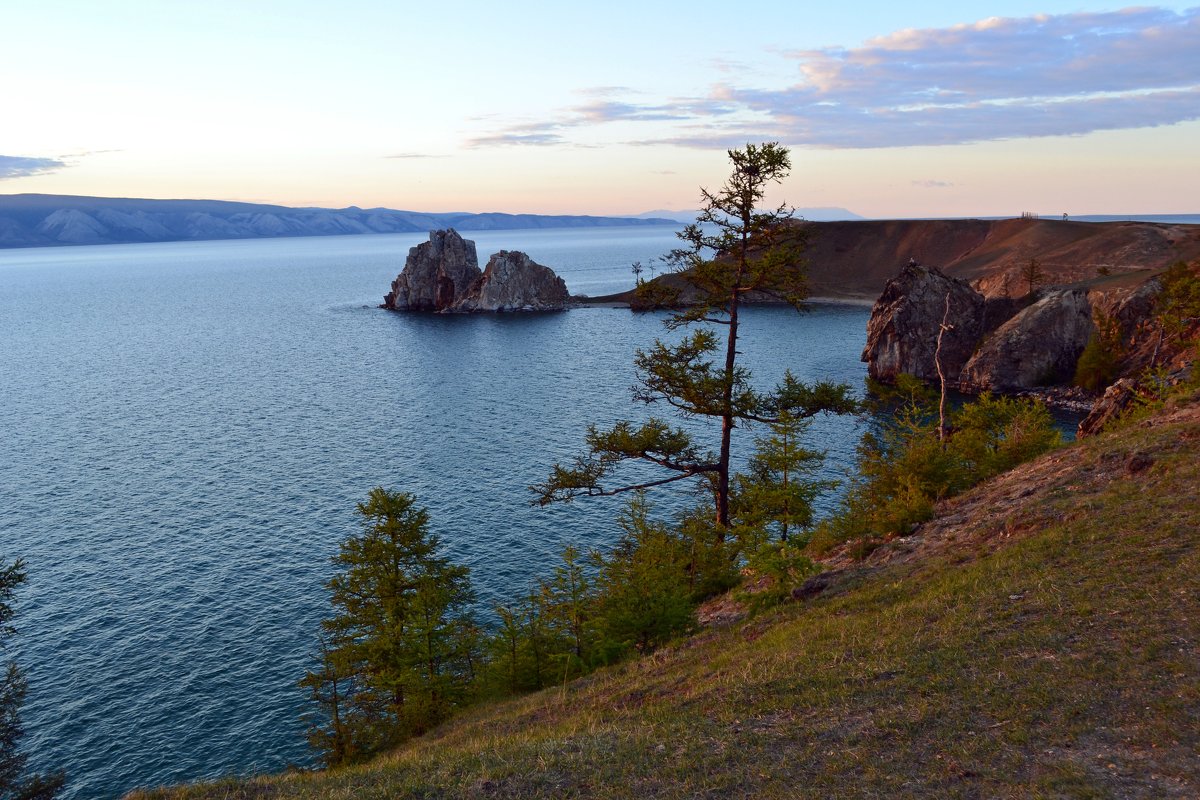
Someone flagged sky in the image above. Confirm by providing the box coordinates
[2,1,1198,217]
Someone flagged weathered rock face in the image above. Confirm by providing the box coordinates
[861,265,986,383]
[383,230,570,313]
[1099,278,1156,335]
[1077,378,1142,437]
[959,289,1095,392]
[452,250,570,312]
[384,229,481,311]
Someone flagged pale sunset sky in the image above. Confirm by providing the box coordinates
[2,1,1197,217]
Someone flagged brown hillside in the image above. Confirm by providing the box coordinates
[587,218,1200,304]
[801,217,1200,299]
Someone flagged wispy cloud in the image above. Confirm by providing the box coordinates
[465,94,737,149]
[0,155,67,180]
[913,179,954,188]
[712,7,1200,148]
[465,131,568,148]
[58,149,123,158]
[575,86,637,98]
[709,57,750,74]
[469,8,1200,151]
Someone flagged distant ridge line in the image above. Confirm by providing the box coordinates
[0,193,679,250]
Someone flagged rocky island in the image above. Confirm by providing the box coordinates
[382,229,570,313]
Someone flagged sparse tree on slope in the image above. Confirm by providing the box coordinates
[1023,257,1046,296]
[534,143,856,535]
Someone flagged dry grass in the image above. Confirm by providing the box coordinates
[133,396,1200,799]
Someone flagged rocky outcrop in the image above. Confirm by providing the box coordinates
[1077,378,1143,437]
[863,263,1108,394]
[384,229,482,311]
[452,250,569,312]
[861,265,986,383]
[383,230,570,313]
[1106,278,1163,335]
[959,290,1095,392]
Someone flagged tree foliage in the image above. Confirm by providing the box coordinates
[1022,257,1046,296]
[1,561,64,800]
[817,382,1061,548]
[1074,311,1122,393]
[300,489,477,768]
[732,412,833,543]
[534,143,856,533]
[1156,260,1200,342]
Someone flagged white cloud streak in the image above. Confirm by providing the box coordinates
[469,7,1200,150]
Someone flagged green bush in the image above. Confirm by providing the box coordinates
[818,386,1061,549]
[1074,312,1122,393]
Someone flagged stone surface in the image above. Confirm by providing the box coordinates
[1077,378,1142,437]
[960,289,1095,392]
[383,230,570,313]
[451,250,570,312]
[384,229,481,311]
[861,264,987,383]
[1108,278,1163,335]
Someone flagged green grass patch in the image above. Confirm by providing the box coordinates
[134,410,1200,799]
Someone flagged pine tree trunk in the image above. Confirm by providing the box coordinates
[717,300,737,532]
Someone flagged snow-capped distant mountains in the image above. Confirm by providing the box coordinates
[0,194,678,249]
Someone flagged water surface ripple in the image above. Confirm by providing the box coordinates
[0,229,869,797]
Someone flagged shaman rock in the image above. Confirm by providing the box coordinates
[383,230,570,313]
[384,229,481,311]
[451,250,570,312]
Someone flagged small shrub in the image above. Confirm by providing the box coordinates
[818,384,1060,552]
[739,541,819,612]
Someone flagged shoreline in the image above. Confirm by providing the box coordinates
[572,293,877,310]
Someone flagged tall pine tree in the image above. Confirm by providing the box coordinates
[535,143,856,535]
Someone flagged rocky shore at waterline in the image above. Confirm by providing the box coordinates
[383,229,570,313]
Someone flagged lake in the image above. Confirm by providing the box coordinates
[0,227,877,797]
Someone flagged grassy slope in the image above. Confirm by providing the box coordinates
[136,397,1200,799]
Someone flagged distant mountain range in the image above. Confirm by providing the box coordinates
[0,194,678,249]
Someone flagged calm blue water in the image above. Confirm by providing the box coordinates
[0,228,872,798]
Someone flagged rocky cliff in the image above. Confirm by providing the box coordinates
[383,230,570,313]
[959,290,1095,392]
[453,250,570,312]
[861,265,986,384]
[385,229,482,311]
[862,265,1099,394]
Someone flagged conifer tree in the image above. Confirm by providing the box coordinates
[1,560,65,800]
[732,411,832,543]
[534,143,856,535]
[301,489,475,767]
[589,495,696,657]
[537,546,594,679]
[1023,256,1046,296]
